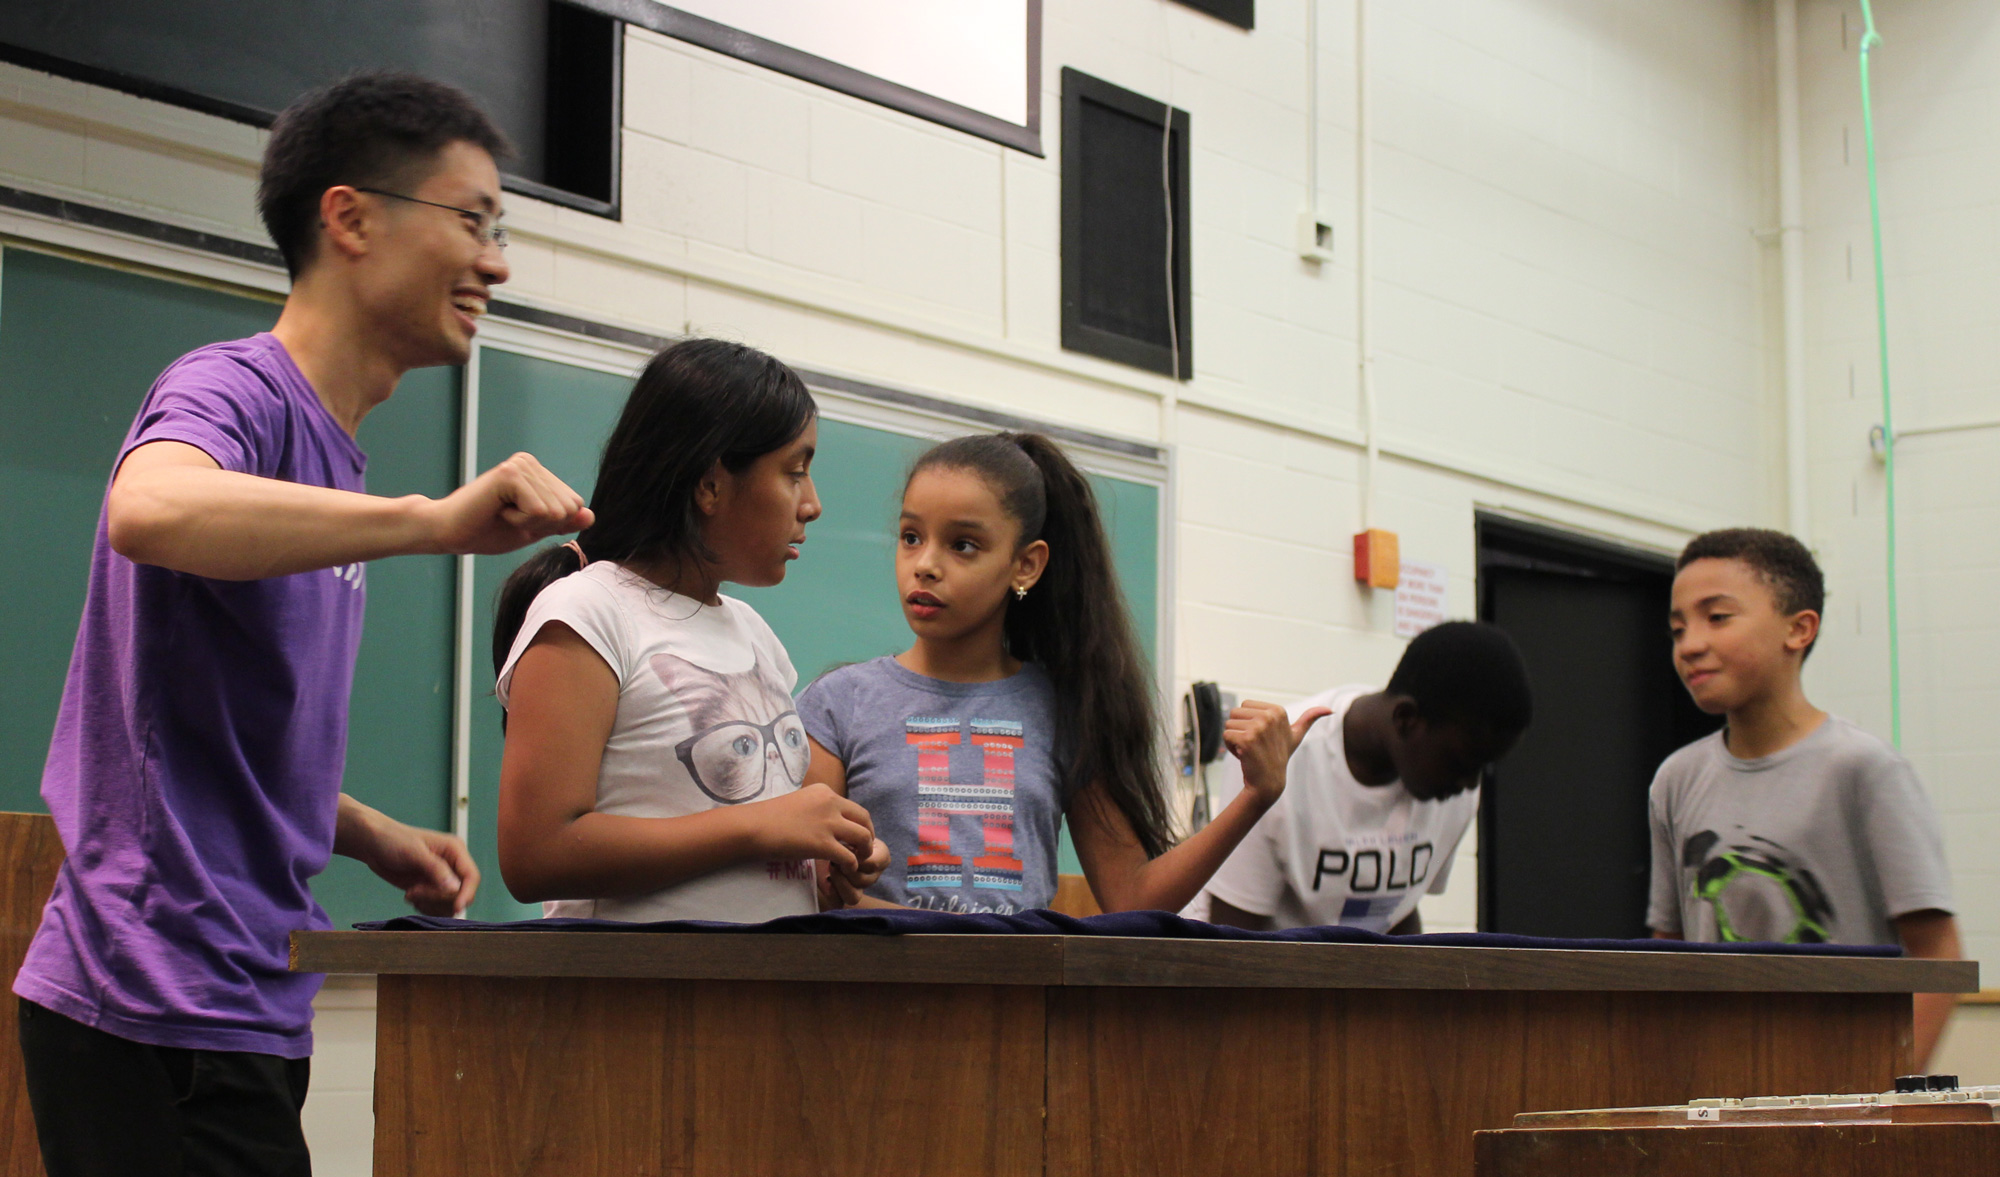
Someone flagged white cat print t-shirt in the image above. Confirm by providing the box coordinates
[496,561,816,923]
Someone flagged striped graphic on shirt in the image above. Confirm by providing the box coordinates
[969,719,1025,892]
[901,716,1028,893]
[904,717,964,889]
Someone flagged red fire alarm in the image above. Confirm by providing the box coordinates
[1354,529,1400,589]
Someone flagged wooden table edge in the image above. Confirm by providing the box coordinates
[292,930,1975,993]
[291,930,1067,984]
[1057,936,1977,991]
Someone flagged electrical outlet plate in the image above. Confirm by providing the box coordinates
[1297,210,1335,262]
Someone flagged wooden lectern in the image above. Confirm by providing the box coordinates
[296,925,1976,1177]
[1,810,1981,1177]
[1477,1123,2000,1174]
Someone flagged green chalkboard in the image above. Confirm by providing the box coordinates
[730,419,930,681]
[466,346,635,921]
[320,364,461,928]
[0,248,279,814]
[732,419,1159,878]
[461,359,1160,913]
[0,248,1161,929]
[0,246,462,931]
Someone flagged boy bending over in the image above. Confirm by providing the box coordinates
[1650,528,1959,1064]
[1190,621,1532,934]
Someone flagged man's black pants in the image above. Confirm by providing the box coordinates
[17,998,312,1177]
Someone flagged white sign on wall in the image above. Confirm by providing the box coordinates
[1394,561,1448,638]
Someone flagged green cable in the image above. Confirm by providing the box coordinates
[1858,0,1900,747]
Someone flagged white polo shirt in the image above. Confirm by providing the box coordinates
[1186,686,1478,932]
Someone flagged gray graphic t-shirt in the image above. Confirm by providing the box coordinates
[1646,715,1953,946]
[798,657,1062,914]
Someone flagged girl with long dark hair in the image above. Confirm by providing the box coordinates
[492,338,886,922]
[798,432,1324,914]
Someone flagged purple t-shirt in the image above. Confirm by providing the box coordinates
[14,333,366,1058]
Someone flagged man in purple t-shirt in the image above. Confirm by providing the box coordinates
[14,74,594,1177]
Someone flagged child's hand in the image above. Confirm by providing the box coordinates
[1225,701,1334,808]
[818,838,890,908]
[758,783,876,874]
[844,837,891,892]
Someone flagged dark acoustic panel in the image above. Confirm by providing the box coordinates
[1173,0,1253,31]
[1061,68,1191,379]
[0,0,619,214]
[1476,518,1720,940]
[542,1,620,205]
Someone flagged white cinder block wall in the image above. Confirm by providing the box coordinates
[1797,0,2000,971]
[21,0,2000,1170]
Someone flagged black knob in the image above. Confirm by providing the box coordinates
[1927,1074,1959,1091]
[1895,1075,1928,1093]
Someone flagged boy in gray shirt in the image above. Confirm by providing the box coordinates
[1650,528,1959,1063]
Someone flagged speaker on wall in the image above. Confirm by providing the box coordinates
[1060,67,1192,380]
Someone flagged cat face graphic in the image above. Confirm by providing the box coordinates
[650,651,809,804]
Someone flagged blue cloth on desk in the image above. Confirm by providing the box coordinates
[355,907,1900,956]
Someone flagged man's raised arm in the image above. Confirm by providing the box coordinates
[108,441,593,580]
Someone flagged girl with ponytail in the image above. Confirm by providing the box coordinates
[492,338,886,922]
[797,432,1324,914]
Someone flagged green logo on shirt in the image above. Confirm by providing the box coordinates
[1686,831,1835,944]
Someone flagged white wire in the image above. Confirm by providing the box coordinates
[1161,58,1180,384]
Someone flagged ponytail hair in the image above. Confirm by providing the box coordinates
[909,433,1175,858]
[492,338,817,680]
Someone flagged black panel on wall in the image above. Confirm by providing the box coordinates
[539,0,620,206]
[1173,0,1253,31]
[0,0,620,215]
[1061,67,1192,380]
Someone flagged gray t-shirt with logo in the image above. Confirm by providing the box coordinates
[798,657,1062,914]
[1646,715,1953,946]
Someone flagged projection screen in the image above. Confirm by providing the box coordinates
[591,0,1042,154]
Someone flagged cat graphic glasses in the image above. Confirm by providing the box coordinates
[675,711,812,804]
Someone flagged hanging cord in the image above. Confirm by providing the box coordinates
[1858,0,1900,747]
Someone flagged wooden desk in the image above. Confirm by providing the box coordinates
[1475,1123,2000,1175]
[2,813,63,1177]
[296,928,1977,1177]
[1476,1089,2000,1173]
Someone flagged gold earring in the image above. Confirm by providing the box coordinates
[1014,584,1028,600]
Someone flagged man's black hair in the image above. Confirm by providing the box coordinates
[258,72,513,278]
[1385,620,1533,737]
[1675,527,1826,659]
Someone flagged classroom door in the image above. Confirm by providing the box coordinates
[1476,518,1718,938]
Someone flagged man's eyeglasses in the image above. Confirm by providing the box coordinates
[354,187,509,249]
